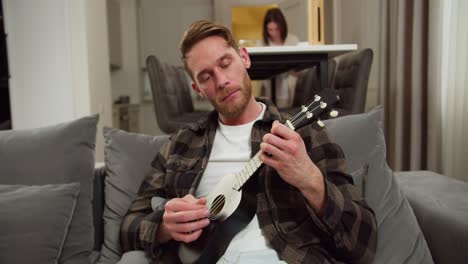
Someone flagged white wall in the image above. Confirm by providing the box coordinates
[279,0,308,41]
[139,0,213,67]
[85,0,113,162]
[4,0,78,128]
[4,0,113,161]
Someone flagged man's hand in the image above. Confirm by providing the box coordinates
[158,194,210,243]
[259,121,326,214]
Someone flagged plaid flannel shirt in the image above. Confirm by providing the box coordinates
[121,98,377,263]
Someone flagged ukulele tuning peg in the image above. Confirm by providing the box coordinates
[320,102,327,108]
[329,110,339,118]
[317,120,324,127]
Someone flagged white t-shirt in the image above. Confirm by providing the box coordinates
[195,103,284,263]
[266,33,300,47]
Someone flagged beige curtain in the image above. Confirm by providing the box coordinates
[378,0,442,172]
[440,0,468,181]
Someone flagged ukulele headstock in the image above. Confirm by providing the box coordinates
[285,88,340,130]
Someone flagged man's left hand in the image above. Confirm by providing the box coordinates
[259,121,326,214]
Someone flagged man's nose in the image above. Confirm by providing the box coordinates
[215,69,230,89]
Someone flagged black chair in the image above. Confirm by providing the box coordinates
[0,120,11,130]
[332,48,373,116]
[281,60,336,115]
[146,55,211,134]
[292,60,337,107]
[286,48,374,117]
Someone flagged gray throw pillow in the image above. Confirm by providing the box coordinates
[98,127,169,264]
[0,115,98,263]
[324,107,433,263]
[365,146,433,263]
[0,183,80,264]
[323,105,384,172]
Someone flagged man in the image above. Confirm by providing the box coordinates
[121,20,377,263]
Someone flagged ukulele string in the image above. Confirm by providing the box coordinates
[288,101,321,125]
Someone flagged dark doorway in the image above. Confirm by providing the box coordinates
[0,0,11,130]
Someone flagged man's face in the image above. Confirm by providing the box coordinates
[186,36,252,119]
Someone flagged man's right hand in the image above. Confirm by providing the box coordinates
[157,194,210,243]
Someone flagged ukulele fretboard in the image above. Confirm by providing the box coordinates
[233,152,262,190]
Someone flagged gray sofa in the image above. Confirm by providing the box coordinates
[1,107,467,264]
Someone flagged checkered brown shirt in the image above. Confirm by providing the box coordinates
[121,98,377,263]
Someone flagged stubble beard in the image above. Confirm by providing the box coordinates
[212,71,252,118]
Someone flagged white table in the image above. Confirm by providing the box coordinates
[246,44,357,103]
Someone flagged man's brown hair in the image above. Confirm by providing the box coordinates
[180,20,239,79]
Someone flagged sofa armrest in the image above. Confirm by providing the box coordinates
[93,164,106,251]
[395,170,468,264]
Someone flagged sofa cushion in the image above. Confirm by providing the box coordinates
[324,107,433,263]
[365,147,433,263]
[97,127,169,264]
[0,115,98,263]
[324,106,384,172]
[0,183,80,264]
[396,171,468,264]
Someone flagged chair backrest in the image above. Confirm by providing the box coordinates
[146,55,195,132]
[0,120,11,130]
[293,60,336,107]
[332,48,373,115]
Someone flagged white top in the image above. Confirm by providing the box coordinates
[265,33,300,47]
[195,103,284,263]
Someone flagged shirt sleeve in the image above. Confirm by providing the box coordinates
[120,142,170,259]
[305,127,378,264]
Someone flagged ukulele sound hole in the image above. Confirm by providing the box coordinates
[209,195,225,220]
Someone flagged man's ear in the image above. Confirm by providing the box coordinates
[191,82,203,97]
[239,47,251,69]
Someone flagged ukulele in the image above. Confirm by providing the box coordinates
[178,88,340,263]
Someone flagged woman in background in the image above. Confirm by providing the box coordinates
[262,7,299,46]
[261,7,299,108]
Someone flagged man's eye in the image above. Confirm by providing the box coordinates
[221,60,231,68]
[199,74,210,82]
